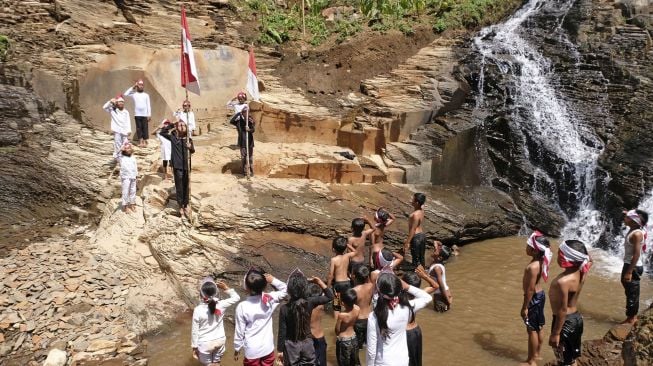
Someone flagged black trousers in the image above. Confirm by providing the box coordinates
[622,264,644,317]
[313,337,327,366]
[240,145,254,175]
[407,325,422,366]
[410,233,426,267]
[282,339,315,366]
[335,336,359,366]
[173,168,189,208]
[135,116,149,140]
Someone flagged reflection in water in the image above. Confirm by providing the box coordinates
[472,331,524,362]
[145,237,653,365]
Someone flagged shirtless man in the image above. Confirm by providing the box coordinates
[521,231,552,366]
[369,208,395,268]
[403,193,426,267]
[307,282,333,366]
[335,289,360,366]
[352,265,373,350]
[328,236,357,312]
[348,217,374,275]
[549,240,592,366]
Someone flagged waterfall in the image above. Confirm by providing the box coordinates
[473,1,608,247]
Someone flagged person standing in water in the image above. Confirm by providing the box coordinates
[347,217,375,275]
[366,272,431,366]
[549,240,592,366]
[191,277,240,366]
[306,282,332,366]
[621,209,648,325]
[124,79,151,147]
[370,208,395,269]
[520,231,552,366]
[352,265,374,351]
[403,193,426,267]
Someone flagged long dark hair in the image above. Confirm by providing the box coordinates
[374,273,413,339]
[287,273,311,341]
[201,281,218,316]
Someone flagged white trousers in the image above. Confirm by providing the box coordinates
[114,133,128,159]
[121,178,136,206]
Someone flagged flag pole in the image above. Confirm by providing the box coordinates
[181,5,192,221]
[245,106,250,179]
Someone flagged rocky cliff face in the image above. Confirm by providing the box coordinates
[439,0,652,240]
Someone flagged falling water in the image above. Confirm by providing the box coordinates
[473,0,608,248]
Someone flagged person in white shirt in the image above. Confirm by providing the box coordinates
[175,100,196,135]
[103,96,131,160]
[192,277,240,366]
[428,242,453,312]
[621,209,648,325]
[233,267,287,366]
[117,142,137,213]
[124,79,151,147]
[154,119,172,180]
[366,272,431,366]
[227,92,255,177]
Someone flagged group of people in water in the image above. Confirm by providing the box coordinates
[103,80,254,217]
[188,192,651,366]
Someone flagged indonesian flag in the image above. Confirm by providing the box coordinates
[246,46,260,101]
[181,6,200,95]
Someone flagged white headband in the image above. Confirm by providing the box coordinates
[627,210,643,227]
[527,231,552,282]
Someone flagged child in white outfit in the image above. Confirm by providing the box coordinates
[192,277,240,365]
[233,267,287,365]
[119,143,137,213]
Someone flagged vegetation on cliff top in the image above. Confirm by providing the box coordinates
[237,0,523,46]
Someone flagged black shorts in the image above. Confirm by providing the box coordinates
[406,325,422,366]
[525,290,546,331]
[552,312,583,366]
[333,281,352,312]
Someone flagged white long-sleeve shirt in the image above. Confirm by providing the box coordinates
[124,87,151,117]
[191,288,240,349]
[227,100,249,115]
[366,286,432,366]
[175,110,196,132]
[233,278,287,359]
[118,155,138,179]
[103,101,131,135]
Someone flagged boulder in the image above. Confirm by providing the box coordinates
[42,348,67,366]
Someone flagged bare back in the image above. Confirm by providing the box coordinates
[550,270,583,315]
[310,305,325,339]
[335,305,360,338]
[409,210,424,234]
[354,282,374,319]
[331,254,352,283]
[348,235,367,263]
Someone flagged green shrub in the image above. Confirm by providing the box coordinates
[335,18,362,43]
[259,9,299,44]
[306,15,329,45]
[0,35,9,62]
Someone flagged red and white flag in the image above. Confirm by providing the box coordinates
[181,6,200,96]
[246,46,260,101]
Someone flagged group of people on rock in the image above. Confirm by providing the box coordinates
[188,193,457,366]
[103,81,255,216]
